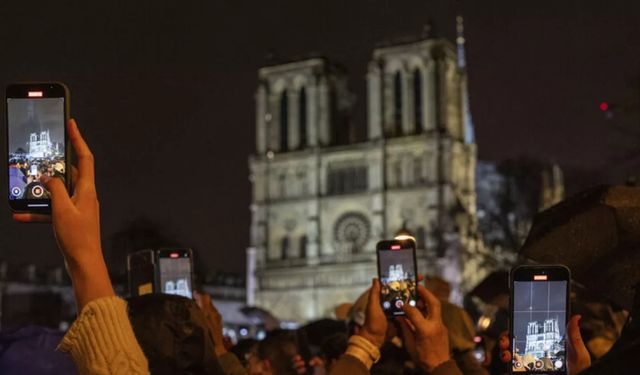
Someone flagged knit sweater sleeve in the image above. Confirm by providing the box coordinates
[58,296,150,375]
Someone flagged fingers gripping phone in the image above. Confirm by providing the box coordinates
[376,239,418,317]
[6,83,70,213]
[510,265,570,374]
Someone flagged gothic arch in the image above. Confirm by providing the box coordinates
[279,90,289,151]
[271,78,287,94]
[393,71,403,136]
[406,55,427,71]
[281,236,290,260]
[292,74,310,90]
[412,67,423,134]
[383,57,404,74]
[298,86,308,148]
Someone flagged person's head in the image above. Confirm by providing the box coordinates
[425,276,451,301]
[250,330,298,375]
[320,332,348,371]
[53,162,65,175]
[8,159,18,167]
[127,294,222,375]
[230,338,259,370]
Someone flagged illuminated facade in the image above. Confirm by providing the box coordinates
[29,130,56,158]
[247,23,489,322]
[525,318,563,359]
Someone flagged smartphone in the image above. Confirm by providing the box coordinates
[376,239,418,317]
[157,249,193,299]
[510,265,570,374]
[127,249,156,297]
[6,83,70,213]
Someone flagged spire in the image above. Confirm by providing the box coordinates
[456,15,475,144]
[456,16,466,70]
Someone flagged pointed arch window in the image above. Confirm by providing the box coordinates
[299,235,308,258]
[299,87,307,148]
[416,226,426,249]
[281,236,290,260]
[279,91,289,151]
[394,71,403,136]
[413,68,423,134]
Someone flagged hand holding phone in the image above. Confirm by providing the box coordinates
[13,119,115,311]
[376,239,418,318]
[396,284,451,373]
[6,83,70,213]
[510,265,571,374]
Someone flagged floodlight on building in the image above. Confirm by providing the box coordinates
[394,227,416,243]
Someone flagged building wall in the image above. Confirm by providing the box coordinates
[249,38,486,323]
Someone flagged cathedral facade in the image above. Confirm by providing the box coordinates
[248,27,489,322]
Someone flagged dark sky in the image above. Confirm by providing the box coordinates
[0,1,639,275]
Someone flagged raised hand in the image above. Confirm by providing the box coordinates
[194,291,227,356]
[358,278,387,348]
[14,119,113,310]
[396,285,451,372]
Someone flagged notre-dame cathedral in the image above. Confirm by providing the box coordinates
[247,19,491,323]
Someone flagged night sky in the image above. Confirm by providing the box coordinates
[1,1,639,275]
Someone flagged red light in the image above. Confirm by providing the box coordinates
[599,102,609,111]
[170,253,179,258]
[391,245,401,250]
[474,336,482,343]
[28,91,43,97]
[533,275,548,281]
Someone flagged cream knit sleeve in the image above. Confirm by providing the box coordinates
[58,296,150,375]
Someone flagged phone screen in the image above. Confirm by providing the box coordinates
[377,241,418,316]
[7,84,67,212]
[158,250,193,299]
[512,277,568,372]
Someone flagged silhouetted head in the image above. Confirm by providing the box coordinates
[127,294,222,375]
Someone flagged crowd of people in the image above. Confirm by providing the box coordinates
[8,155,65,200]
[7,119,637,374]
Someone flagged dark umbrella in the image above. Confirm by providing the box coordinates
[299,319,347,347]
[240,306,280,331]
[469,271,510,305]
[520,185,640,311]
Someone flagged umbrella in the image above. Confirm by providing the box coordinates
[240,306,280,331]
[468,271,509,305]
[520,185,640,310]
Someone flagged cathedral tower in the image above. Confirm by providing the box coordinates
[248,27,486,322]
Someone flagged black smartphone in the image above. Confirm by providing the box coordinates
[127,249,156,297]
[510,265,571,374]
[376,239,418,317]
[6,83,70,213]
[157,248,194,299]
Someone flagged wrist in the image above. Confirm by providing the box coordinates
[65,252,115,310]
[215,344,228,357]
[357,330,384,349]
[420,355,451,373]
[346,335,381,370]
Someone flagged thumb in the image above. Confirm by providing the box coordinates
[366,278,381,318]
[567,315,589,359]
[44,176,73,213]
[402,303,426,329]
